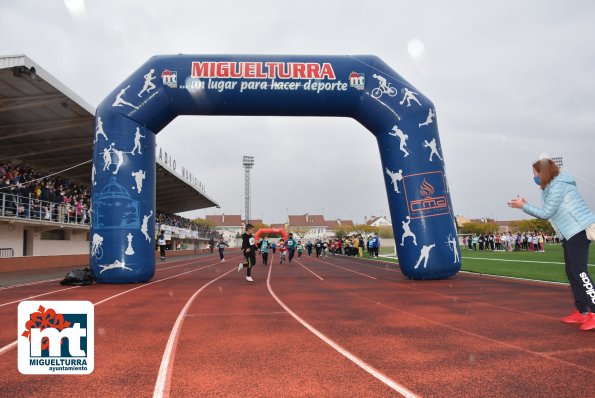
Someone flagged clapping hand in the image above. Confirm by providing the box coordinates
[507,197,526,209]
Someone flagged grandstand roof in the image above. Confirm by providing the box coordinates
[0,54,218,213]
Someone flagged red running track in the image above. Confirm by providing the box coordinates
[0,252,594,397]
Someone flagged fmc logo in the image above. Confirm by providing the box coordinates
[403,171,450,219]
[18,301,94,374]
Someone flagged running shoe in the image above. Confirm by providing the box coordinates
[579,313,595,331]
[246,276,254,282]
[222,258,225,262]
[237,263,243,272]
[561,310,589,324]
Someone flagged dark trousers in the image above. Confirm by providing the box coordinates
[219,248,225,260]
[315,249,321,258]
[160,245,166,259]
[562,230,595,313]
[288,249,295,262]
[242,252,256,277]
[262,252,268,264]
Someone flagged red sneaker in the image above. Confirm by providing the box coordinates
[579,313,595,331]
[561,310,589,324]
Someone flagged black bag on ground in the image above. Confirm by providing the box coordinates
[60,267,94,286]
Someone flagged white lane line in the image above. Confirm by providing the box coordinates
[0,278,63,290]
[0,255,238,356]
[459,271,569,286]
[0,286,80,308]
[266,262,418,398]
[462,256,595,267]
[295,260,324,280]
[153,266,236,398]
[0,257,216,308]
[333,256,399,272]
[317,259,377,280]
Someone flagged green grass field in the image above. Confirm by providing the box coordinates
[372,245,595,284]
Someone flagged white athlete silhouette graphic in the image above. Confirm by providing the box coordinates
[98,259,132,274]
[92,164,97,186]
[399,87,422,107]
[418,108,435,127]
[112,85,139,110]
[111,145,124,175]
[91,233,104,259]
[388,125,410,157]
[102,144,114,171]
[141,210,153,242]
[414,244,436,269]
[131,169,146,193]
[138,69,156,97]
[125,233,135,256]
[385,168,403,193]
[423,138,443,162]
[446,234,459,263]
[400,216,417,246]
[131,127,146,155]
[95,117,108,143]
[371,74,397,98]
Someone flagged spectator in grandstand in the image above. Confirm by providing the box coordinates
[508,158,595,331]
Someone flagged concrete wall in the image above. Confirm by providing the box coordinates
[0,223,24,256]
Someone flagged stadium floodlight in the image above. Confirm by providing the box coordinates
[243,156,254,223]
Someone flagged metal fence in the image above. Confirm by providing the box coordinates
[0,192,90,225]
[0,248,14,258]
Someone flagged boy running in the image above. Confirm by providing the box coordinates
[237,224,258,282]
[286,233,297,263]
[158,230,166,261]
[306,240,313,256]
[278,238,287,264]
[217,238,229,263]
[315,239,322,258]
[297,241,304,259]
[260,236,270,265]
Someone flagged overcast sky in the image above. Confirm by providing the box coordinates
[1,0,594,224]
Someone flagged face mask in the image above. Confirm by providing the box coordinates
[533,176,541,186]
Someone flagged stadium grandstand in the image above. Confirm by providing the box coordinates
[0,54,219,264]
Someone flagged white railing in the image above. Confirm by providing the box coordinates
[0,192,90,225]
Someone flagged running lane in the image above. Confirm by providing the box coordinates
[276,255,595,397]
[0,255,242,398]
[0,255,224,350]
[166,257,404,398]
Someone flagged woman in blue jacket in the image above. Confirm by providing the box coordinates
[509,158,595,331]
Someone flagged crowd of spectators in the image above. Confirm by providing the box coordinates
[462,231,557,252]
[156,211,220,239]
[0,162,221,240]
[0,161,90,223]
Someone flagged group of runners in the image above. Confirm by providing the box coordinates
[215,224,381,282]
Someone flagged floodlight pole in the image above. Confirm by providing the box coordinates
[243,156,254,224]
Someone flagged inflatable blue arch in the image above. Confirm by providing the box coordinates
[91,55,461,283]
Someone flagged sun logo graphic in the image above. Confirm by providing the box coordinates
[161,69,177,88]
[403,171,450,219]
[349,71,365,90]
[18,301,94,374]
